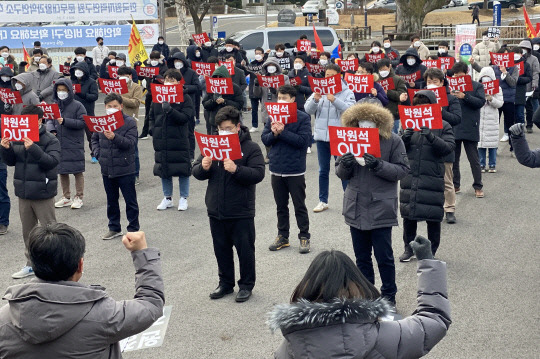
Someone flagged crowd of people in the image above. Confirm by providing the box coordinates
[0,31,539,358]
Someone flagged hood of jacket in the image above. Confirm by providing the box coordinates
[0,66,14,78]
[168,51,189,69]
[267,297,391,335]
[11,72,33,95]
[53,77,75,105]
[519,40,532,50]
[238,125,252,143]
[531,37,540,45]
[212,65,231,78]
[70,60,90,81]
[170,47,182,58]
[262,57,283,75]
[400,48,422,67]
[341,102,393,139]
[2,279,108,344]
[478,66,496,81]
[186,44,201,61]
[414,89,437,104]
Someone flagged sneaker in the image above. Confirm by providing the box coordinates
[526,127,533,133]
[139,135,149,140]
[488,166,497,173]
[249,127,259,133]
[70,196,83,209]
[269,235,290,251]
[475,189,484,198]
[445,212,456,224]
[399,250,414,262]
[12,266,34,279]
[55,197,72,208]
[313,202,329,213]
[481,166,486,173]
[500,133,509,142]
[102,230,123,240]
[91,156,98,164]
[454,187,461,194]
[178,197,188,211]
[157,197,173,210]
[299,237,310,254]
[0,224,7,235]
[307,147,312,154]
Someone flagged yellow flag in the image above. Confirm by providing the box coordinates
[128,18,148,66]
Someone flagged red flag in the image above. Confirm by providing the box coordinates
[524,6,537,39]
[536,22,540,35]
[22,42,31,71]
[312,24,324,55]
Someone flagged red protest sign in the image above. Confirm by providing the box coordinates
[98,78,129,95]
[219,61,235,75]
[72,84,81,94]
[289,76,302,87]
[398,71,421,83]
[136,66,159,78]
[192,33,210,46]
[447,75,473,92]
[192,62,217,77]
[297,39,312,52]
[306,63,325,74]
[365,52,385,64]
[1,114,40,142]
[0,63,13,70]
[398,104,443,131]
[195,132,242,161]
[490,52,514,67]
[36,103,61,120]
[378,77,395,91]
[0,88,22,104]
[439,56,455,71]
[339,58,358,72]
[329,126,381,158]
[344,73,374,94]
[256,74,285,89]
[59,64,71,76]
[482,79,500,95]
[151,83,184,103]
[205,77,234,95]
[422,59,441,68]
[265,102,298,124]
[308,74,342,95]
[407,87,448,107]
[387,51,399,60]
[108,66,119,79]
[84,111,125,133]
[516,61,524,76]
[311,50,320,60]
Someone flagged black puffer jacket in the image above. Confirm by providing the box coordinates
[431,82,461,163]
[200,44,218,62]
[91,113,138,178]
[167,52,202,104]
[395,48,427,89]
[192,127,265,220]
[149,95,194,178]
[0,67,14,119]
[289,67,312,111]
[71,56,98,81]
[453,79,486,142]
[202,66,244,129]
[0,125,60,200]
[70,61,98,116]
[400,91,456,222]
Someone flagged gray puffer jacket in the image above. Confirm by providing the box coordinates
[30,66,61,103]
[11,72,39,115]
[511,134,540,168]
[269,259,451,359]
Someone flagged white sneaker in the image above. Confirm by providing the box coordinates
[178,197,188,211]
[500,133,509,142]
[249,127,259,133]
[307,147,312,154]
[55,197,73,208]
[71,196,83,209]
[12,266,34,279]
[157,197,173,210]
[313,202,329,213]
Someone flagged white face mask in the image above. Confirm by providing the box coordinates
[158,40,164,45]
[218,130,234,136]
[267,66,277,74]
[407,58,416,66]
[358,120,376,128]
[15,83,23,91]
[481,77,491,83]
[1,76,10,82]
[204,41,212,47]
[514,54,521,61]
[164,82,175,85]
[426,84,438,89]
[195,51,201,57]
[276,51,284,58]
[34,56,41,63]
[150,60,159,67]
[372,46,380,53]
[116,60,124,67]
[438,48,446,54]
[414,41,421,48]
[319,59,328,66]
[383,42,391,49]
[277,99,289,103]
[293,63,303,70]
[379,70,389,78]
[175,62,183,69]
[75,70,84,78]
[255,54,263,61]
[106,108,119,115]
[119,76,130,83]
[38,63,48,71]
[76,56,85,62]
[534,44,540,51]
[57,91,69,100]
[226,47,233,52]
[109,59,116,65]
[1,52,8,58]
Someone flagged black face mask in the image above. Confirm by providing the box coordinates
[99,42,104,46]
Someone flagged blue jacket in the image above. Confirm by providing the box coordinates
[490,65,517,103]
[353,80,389,106]
[261,110,312,175]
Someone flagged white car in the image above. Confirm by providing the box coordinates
[302,0,319,16]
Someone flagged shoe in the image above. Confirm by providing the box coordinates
[269,235,289,251]
[0,224,7,235]
[135,176,140,186]
[526,127,533,133]
[54,197,72,208]
[313,202,329,213]
[488,166,497,173]
[12,266,34,279]
[235,289,252,302]
[157,197,173,210]
[307,147,312,154]
[91,156,98,164]
[500,134,509,142]
[209,286,234,299]
[399,250,414,262]
[475,189,484,198]
[70,196,83,209]
[249,127,259,133]
[102,230,123,240]
[139,134,149,140]
[299,237,310,254]
[178,197,188,211]
[454,187,460,194]
[481,166,486,173]
[445,212,456,224]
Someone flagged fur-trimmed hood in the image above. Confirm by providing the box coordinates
[341,103,394,139]
[267,298,391,335]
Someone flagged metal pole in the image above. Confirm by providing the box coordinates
[160,0,166,41]
[264,0,268,28]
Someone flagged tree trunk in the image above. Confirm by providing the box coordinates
[175,0,191,46]
[395,0,449,34]
[483,0,488,10]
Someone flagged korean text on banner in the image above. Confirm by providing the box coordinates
[490,52,514,67]
[265,102,298,124]
[344,73,374,94]
[308,74,342,95]
[397,70,421,83]
[192,33,210,45]
[99,78,129,94]
[289,76,302,87]
[73,84,81,94]
[297,39,311,53]
[205,77,233,95]
[447,75,473,92]
[306,63,325,74]
[378,77,395,91]
[439,57,455,71]
[195,132,242,161]
[339,58,358,72]
[108,66,119,79]
[483,79,500,95]
[422,59,441,69]
[329,126,381,157]
[365,53,385,64]
[398,104,443,131]
[0,88,22,104]
[128,18,148,69]
[136,66,159,78]
[407,87,449,107]
[219,61,235,76]
[36,103,61,120]
[1,114,40,142]
[256,75,285,89]
[84,111,125,133]
[59,65,70,76]
[455,24,476,59]
[192,62,217,77]
[151,84,184,103]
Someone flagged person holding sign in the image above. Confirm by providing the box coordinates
[376,58,407,134]
[398,91,455,262]
[305,64,356,213]
[353,62,388,106]
[0,66,14,116]
[72,47,98,81]
[30,56,61,104]
[149,69,194,212]
[0,105,60,279]
[10,72,39,115]
[290,56,313,113]
[472,32,497,69]
[335,103,409,306]
[246,47,268,132]
[0,46,19,75]
[383,37,401,68]
[261,85,312,254]
[139,51,168,140]
[117,66,144,119]
[395,48,427,89]
[192,106,265,303]
[91,94,139,240]
[152,36,170,60]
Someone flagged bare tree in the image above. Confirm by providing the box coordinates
[395,0,450,34]
[176,0,211,35]
[175,0,191,46]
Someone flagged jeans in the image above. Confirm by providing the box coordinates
[499,102,515,134]
[350,226,396,302]
[250,98,260,128]
[453,140,483,190]
[316,141,347,203]
[515,104,525,124]
[525,97,539,128]
[392,119,400,134]
[0,169,10,226]
[102,174,139,233]
[271,175,310,239]
[161,176,190,198]
[403,218,441,255]
[478,148,497,168]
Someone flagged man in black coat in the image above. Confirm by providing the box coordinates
[289,56,313,111]
[192,106,265,303]
[200,40,219,62]
[218,39,244,64]
[139,51,168,139]
[395,48,428,89]
[91,94,139,241]
[72,47,98,81]
[0,105,60,279]
[245,47,267,131]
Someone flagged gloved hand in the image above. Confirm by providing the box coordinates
[3,103,12,114]
[409,235,434,260]
[402,128,414,141]
[162,101,172,113]
[340,152,356,168]
[134,61,143,67]
[363,153,381,170]
[420,126,435,142]
[509,123,525,137]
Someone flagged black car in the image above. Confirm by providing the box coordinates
[469,0,525,9]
